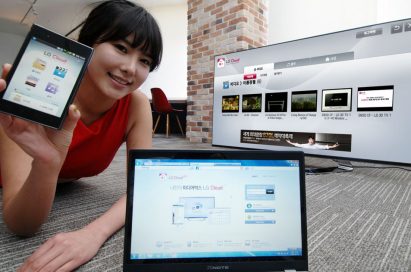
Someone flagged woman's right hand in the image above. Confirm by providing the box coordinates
[0,64,80,166]
[0,64,8,92]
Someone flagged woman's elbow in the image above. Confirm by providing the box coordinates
[3,209,43,237]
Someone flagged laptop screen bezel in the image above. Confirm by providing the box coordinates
[124,149,308,272]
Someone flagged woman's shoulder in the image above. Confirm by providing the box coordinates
[126,90,152,127]
[130,89,150,103]
[128,90,151,113]
[124,90,153,145]
[131,89,149,102]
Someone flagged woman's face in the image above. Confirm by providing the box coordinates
[86,34,152,100]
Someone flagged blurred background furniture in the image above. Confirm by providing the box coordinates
[151,87,185,137]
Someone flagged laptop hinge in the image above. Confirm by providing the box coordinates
[284,270,296,272]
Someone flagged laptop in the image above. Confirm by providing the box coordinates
[124,149,308,272]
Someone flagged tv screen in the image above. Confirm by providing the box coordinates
[212,18,411,166]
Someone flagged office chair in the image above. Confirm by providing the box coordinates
[151,87,185,137]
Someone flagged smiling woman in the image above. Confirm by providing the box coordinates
[0,0,163,271]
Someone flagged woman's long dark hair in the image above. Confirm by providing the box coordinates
[67,0,162,71]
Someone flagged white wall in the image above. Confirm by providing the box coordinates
[2,1,410,101]
[0,4,188,101]
[377,0,411,21]
[0,18,28,67]
[145,0,411,100]
[0,32,25,66]
[141,4,188,100]
[268,0,411,44]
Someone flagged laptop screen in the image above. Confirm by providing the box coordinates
[124,150,308,272]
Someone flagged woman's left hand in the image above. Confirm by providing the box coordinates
[18,227,105,271]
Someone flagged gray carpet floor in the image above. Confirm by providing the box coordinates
[1,135,411,271]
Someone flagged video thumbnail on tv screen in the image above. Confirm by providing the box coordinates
[222,95,239,112]
[357,86,394,111]
[291,90,317,112]
[322,88,352,112]
[265,92,288,112]
[242,93,262,112]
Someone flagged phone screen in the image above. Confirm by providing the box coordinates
[3,36,86,117]
[0,24,92,129]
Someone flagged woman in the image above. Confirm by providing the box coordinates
[0,0,162,270]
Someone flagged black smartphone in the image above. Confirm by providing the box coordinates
[0,24,93,129]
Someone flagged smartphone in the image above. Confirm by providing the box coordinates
[0,24,93,129]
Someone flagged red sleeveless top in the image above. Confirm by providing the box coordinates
[59,94,131,179]
[0,94,131,185]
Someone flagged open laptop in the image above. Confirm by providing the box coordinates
[124,149,308,272]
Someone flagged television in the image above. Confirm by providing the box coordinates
[212,18,411,167]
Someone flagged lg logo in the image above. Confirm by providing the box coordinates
[217,58,225,68]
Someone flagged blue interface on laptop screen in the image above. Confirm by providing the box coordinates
[130,158,302,259]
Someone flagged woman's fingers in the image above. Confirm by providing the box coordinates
[0,63,11,92]
[0,79,6,92]
[19,229,103,272]
[1,63,11,79]
[48,104,81,154]
[62,104,81,132]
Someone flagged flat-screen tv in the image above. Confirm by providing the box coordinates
[212,18,411,167]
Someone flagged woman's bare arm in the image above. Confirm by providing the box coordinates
[19,91,153,271]
[0,64,80,235]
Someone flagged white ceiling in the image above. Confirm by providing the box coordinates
[0,0,185,36]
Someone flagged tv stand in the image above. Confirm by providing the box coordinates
[334,159,354,172]
[305,159,353,174]
[305,165,337,174]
